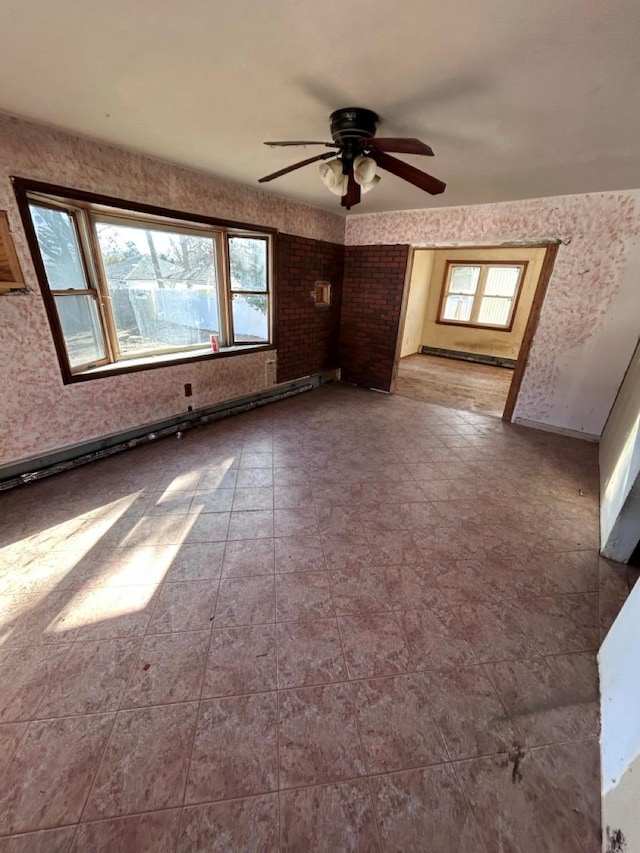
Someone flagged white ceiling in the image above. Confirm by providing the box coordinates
[2,0,640,214]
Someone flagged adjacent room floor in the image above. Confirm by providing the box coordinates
[396,353,514,417]
[0,383,637,852]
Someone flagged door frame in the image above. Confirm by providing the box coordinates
[391,241,560,422]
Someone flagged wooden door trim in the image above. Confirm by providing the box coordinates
[390,246,418,393]
[502,242,559,422]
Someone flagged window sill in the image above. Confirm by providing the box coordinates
[66,343,275,384]
[435,319,514,332]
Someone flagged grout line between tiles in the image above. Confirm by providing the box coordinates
[319,512,385,853]
[273,561,282,848]
[448,759,490,853]
[174,518,228,851]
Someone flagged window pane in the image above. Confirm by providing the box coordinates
[95,221,219,356]
[478,296,512,326]
[484,266,520,297]
[232,293,268,342]
[29,205,87,291]
[228,237,267,292]
[448,266,480,295]
[442,294,473,322]
[54,294,105,367]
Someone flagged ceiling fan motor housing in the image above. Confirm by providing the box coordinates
[330,108,378,145]
[330,107,379,176]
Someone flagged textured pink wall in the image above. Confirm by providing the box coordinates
[346,192,640,436]
[2,110,639,466]
[0,114,341,467]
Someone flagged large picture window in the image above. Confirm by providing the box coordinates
[17,183,273,381]
[438,261,526,331]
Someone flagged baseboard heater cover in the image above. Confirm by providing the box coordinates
[419,346,516,369]
[0,371,337,491]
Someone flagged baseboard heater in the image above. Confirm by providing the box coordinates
[0,370,338,491]
[419,346,516,369]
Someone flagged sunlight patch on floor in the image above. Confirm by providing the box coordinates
[47,510,199,634]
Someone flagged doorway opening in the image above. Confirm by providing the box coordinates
[392,243,558,420]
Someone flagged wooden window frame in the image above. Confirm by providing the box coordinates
[89,212,229,362]
[13,178,276,384]
[28,198,113,372]
[436,260,528,333]
[0,211,26,293]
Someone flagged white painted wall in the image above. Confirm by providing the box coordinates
[547,237,640,442]
[400,250,433,358]
[599,580,640,850]
[600,340,640,560]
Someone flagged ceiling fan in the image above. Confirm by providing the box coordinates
[258,107,446,210]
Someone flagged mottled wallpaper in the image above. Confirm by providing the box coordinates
[347,192,640,436]
[0,114,340,466]
[1,110,639,466]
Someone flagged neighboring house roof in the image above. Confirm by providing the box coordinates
[102,258,139,285]
[126,258,184,282]
[178,259,217,285]
[124,257,216,286]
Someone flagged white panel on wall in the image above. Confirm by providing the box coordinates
[599,581,640,850]
[600,340,640,560]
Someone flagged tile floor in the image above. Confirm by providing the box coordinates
[0,383,637,852]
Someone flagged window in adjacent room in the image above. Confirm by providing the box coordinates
[19,185,273,381]
[438,262,526,331]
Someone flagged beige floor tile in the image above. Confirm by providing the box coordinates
[186,693,278,803]
[179,795,278,852]
[0,713,114,834]
[84,703,198,820]
[121,631,209,708]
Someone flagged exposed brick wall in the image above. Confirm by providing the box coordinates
[276,234,344,383]
[340,244,410,391]
[276,237,408,390]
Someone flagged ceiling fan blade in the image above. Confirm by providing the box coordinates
[341,172,361,210]
[373,151,446,195]
[258,151,336,183]
[367,138,434,156]
[264,141,337,148]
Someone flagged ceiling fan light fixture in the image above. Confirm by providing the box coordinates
[353,155,377,186]
[319,158,348,196]
[319,158,343,187]
[359,174,381,194]
[329,177,348,196]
